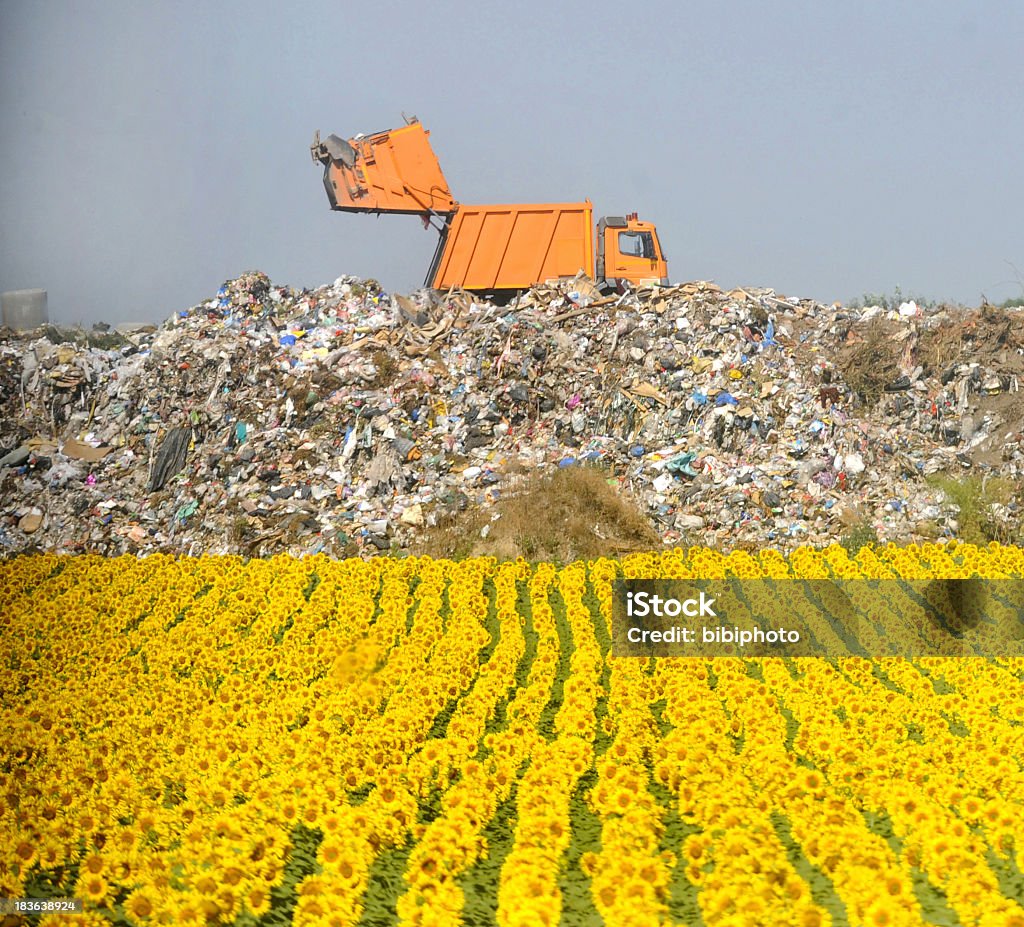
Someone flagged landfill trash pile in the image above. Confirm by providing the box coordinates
[2,270,1022,557]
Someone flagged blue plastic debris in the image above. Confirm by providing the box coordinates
[715,392,738,407]
[280,334,297,346]
[666,452,699,477]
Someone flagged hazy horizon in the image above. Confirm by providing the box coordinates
[3,0,1023,325]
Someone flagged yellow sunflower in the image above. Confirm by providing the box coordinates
[244,884,272,917]
[123,887,158,923]
[79,873,110,906]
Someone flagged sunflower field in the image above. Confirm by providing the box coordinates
[3,544,1024,927]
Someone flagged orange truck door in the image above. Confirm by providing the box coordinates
[311,119,455,216]
[600,215,668,287]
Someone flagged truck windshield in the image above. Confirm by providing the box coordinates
[618,231,656,259]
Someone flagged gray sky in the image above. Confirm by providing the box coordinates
[3,1,1023,325]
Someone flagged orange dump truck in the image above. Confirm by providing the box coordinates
[311,117,669,295]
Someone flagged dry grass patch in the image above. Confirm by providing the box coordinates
[413,465,661,562]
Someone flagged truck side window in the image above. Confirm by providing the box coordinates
[618,231,655,259]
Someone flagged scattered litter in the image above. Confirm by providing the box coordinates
[1,271,1023,556]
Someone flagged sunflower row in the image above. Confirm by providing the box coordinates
[654,659,833,926]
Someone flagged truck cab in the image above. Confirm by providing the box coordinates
[597,213,669,290]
